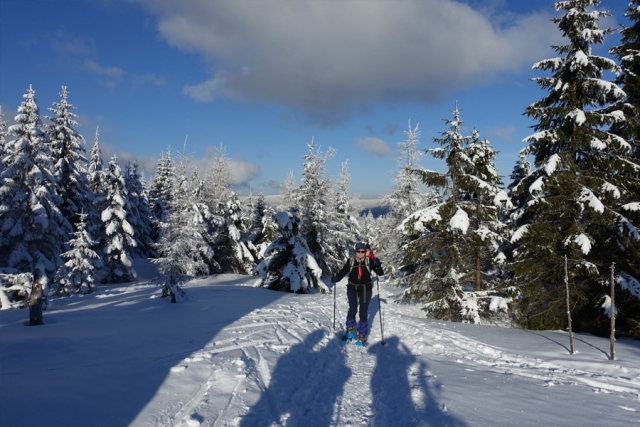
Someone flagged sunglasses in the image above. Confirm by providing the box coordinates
[356,250,366,253]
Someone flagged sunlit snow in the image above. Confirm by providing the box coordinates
[1,260,639,427]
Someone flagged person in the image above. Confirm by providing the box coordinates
[331,242,384,345]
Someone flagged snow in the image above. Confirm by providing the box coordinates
[528,176,544,194]
[571,50,589,70]
[567,233,592,255]
[544,153,561,175]
[601,295,616,318]
[399,205,442,232]
[448,208,469,234]
[579,187,604,213]
[488,296,508,312]
[601,181,620,199]
[1,259,640,427]
[566,108,586,126]
[510,225,529,243]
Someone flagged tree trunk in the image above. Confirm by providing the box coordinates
[565,255,574,354]
[29,282,44,326]
[610,262,615,361]
[475,254,481,291]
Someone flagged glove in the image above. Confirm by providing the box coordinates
[331,274,339,283]
[370,258,381,269]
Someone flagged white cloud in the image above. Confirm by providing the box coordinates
[49,29,96,56]
[228,158,261,186]
[131,73,167,87]
[355,137,395,157]
[132,0,560,123]
[84,60,125,86]
[488,126,516,142]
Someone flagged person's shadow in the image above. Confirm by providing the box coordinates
[240,329,351,426]
[369,336,467,426]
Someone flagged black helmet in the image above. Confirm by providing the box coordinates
[355,242,366,251]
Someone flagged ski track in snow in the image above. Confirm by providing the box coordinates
[130,281,640,427]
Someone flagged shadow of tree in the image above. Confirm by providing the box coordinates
[0,282,287,427]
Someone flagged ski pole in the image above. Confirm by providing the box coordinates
[376,274,385,345]
[333,274,337,332]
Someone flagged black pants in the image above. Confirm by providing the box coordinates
[347,286,373,335]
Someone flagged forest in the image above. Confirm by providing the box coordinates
[1,0,639,339]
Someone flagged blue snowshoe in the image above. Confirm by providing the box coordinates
[343,327,356,342]
[355,334,368,347]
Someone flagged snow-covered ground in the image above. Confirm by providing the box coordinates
[1,260,639,427]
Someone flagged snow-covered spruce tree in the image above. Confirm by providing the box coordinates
[212,192,254,274]
[45,86,92,231]
[464,129,511,289]
[279,170,299,212]
[609,0,640,157]
[297,140,343,274]
[607,0,640,336]
[246,189,277,261]
[402,106,510,323]
[247,189,267,239]
[0,86,70,275]
[152,153,215,301]
[379,122,430,282]
[252,209,327,293]
[0,107,7,175]
[53,211,99,296]
[204,143,233,214]
[125,161,156,258]
[201,145,254,273]
[333,160,358,261]
[148,148,174,227]
[384,122,429,220]
[509,0,639,335]
[87,127,104,195]
[256,203,279,261]
[507,152,532,205]
[87,127,106,241]
[244,190,257,233]
[100,155,136,283]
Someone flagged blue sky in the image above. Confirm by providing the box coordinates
[0,0,627,199]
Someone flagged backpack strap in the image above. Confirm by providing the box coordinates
[349,257,371,274]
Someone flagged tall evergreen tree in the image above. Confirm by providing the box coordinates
[46,86,92,231]
[53,211,99,295]
[204,143,233,214]
[252,209,326,294]
[212,192,254,274]
[87,127,104,195]
[0,86,69,274]
[153,153,216,283]
[509,0,639,335]
[384,122,428,220]
[0,107,7,175]
[125,161,156,258]
[149,148,174,225]
[379,123,430,279]
[279,170,299,212]
[402,106,509,323]
[87,127,106,241]
[245,189,271,260]
[609,0,640,156]
[333,160,357,262]
[297,140,340,274]
[100,155,136,283]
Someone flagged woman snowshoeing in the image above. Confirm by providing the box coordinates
[332,242,384,345]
